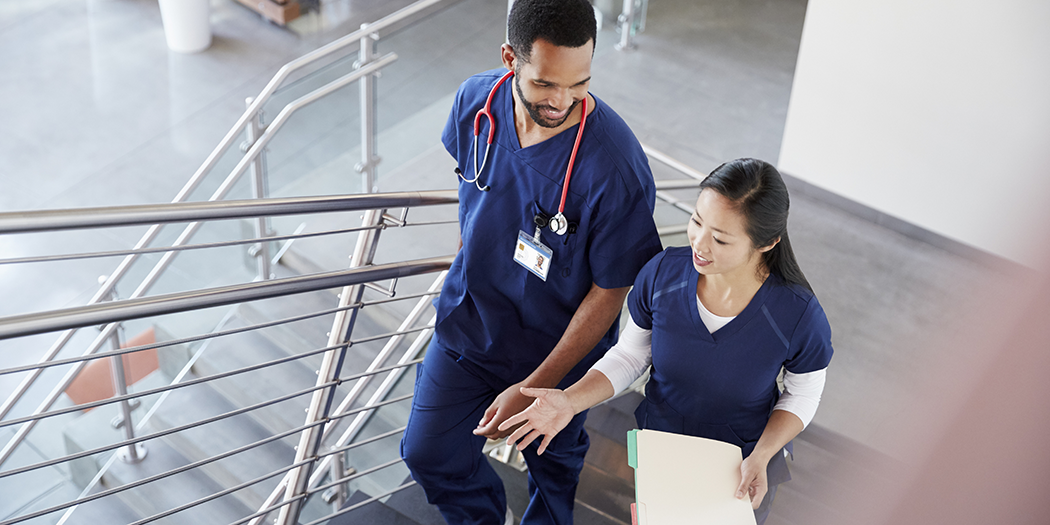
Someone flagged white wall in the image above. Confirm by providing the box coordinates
[778,0,1050,266]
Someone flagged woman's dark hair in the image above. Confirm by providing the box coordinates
[508,0,597,62]
[699,158,814,293]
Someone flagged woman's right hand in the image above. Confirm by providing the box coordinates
[498,387,576,455]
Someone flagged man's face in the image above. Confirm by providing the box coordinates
[506,38,594,129]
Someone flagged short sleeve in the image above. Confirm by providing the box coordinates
[784,297,834,374]
[442,87,463,161]
[587,185,662,290]
[625,250,666,331]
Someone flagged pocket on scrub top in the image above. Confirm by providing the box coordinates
[528,201,579,278]
[687,421,749,450]
[634,397,684,434]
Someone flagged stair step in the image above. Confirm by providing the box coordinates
[326,486,423,525]
[144,379,296,511]
[189,316,331,439]
[584,392,643,447]
[102,437,253,525]
[382,475,446,525]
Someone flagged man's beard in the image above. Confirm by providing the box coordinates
[514,72,581,129]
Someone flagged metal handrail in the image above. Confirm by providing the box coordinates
[5,391,412,525]
[0,291,438,379]
[119,425,401,525]
[0,344,340,431]
[0,220,456,267]
[0,188,453,420]
[643,143,709,181]
[1,3,468,523]
[0,190,457,234]
[0,256,452,340]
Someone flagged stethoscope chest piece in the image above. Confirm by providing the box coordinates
[536,212,577,239]
[549,213,569,236]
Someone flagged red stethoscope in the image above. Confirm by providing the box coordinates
[458,70,587,236]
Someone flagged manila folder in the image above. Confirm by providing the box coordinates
[628,429,757,525]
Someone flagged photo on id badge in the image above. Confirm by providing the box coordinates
[514,230,553,281]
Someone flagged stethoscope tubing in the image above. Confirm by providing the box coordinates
[461,69,589,235]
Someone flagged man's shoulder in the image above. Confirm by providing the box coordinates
[456,69,508,103]
[588,97,641,150]
[585,95,651,190]
[589,95,634,137]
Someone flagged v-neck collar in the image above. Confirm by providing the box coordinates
[688,270,776,343]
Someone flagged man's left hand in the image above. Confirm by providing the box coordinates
[473,381,533,439]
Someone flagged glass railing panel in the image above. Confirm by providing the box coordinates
[372,0,506,191]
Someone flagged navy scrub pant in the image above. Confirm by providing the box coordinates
[401,343,590,525]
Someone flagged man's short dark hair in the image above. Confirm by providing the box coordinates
[507,0,597,62]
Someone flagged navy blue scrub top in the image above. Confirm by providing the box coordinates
[436,69,662,383]
[628,247,834,458]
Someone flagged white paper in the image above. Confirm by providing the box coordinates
[633,429,757,525]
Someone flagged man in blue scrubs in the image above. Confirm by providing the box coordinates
[401,1,661,523]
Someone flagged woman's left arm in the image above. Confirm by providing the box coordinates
[738,367,827,507]
[736,409,804,509]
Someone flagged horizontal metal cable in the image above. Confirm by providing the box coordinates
[0,223,383,266]
[309,457,404,496]
[655,190,697,214]
[2,363,417,479]
[0,398,333,525]
[322,425,405,457]
[0,289,438,378]
[125,459,313,525]
[301,481,416,525]
[325,391,416,424]
[387,218,458,228]
[0,190,458,234]
[218,427,406,525]
[642,144,709,181]
[225,493,309,525]
[347,324,434,346]
[0,380,336,480]
[124,423,336,525]
[0,255,452,339]
[657,224,689,237]
[0,310,347,378]
[0,342,343,430]
[1,319,430,426]
[653,178,705,190]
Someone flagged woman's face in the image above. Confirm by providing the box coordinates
[686,189,768,279]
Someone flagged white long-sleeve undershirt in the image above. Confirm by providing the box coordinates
[591,314,827,428]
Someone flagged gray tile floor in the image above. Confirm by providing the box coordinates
[0,0,1032,522]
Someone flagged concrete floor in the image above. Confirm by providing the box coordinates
[0,0,1033,522]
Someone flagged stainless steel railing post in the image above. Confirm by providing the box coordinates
[322,450,348,510]
[100,279,147,464]
[245,97,273,281]
[355,24,381,194]
[277,207,386,525]
[615,0,637,51]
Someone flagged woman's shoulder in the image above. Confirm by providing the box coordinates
[633,246,693,290]
[642,246,692,273]
[762,275,832,345]
[764,275,826,321]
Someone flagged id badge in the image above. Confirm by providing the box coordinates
[514,230,553,281]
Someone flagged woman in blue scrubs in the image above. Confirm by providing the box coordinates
[499,158,834,524]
